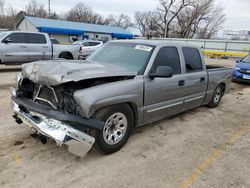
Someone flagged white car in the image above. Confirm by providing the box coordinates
[74,40,103,58]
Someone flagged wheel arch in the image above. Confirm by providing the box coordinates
[93,102,139,129]
[218,82,226,95]
[126,102,138,128]
[58,51,73,59]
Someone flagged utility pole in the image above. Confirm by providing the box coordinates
[48,0,51,18]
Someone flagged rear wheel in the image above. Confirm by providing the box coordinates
[207,85,223,108]
[59,52,73,59]
[93,104,134,154]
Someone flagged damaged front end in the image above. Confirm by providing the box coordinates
[11,61,136,156]
[10,75,105,157]
[11,98,95,157]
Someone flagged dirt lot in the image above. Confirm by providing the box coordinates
[0,60,250,188]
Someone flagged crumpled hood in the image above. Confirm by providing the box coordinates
[22,60,136,86]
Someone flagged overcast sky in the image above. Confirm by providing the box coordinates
[7,0,250,32]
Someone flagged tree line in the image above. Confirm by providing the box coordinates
[0,0,225,39]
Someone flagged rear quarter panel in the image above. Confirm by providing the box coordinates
[203,68,233,104]
[52,44,81,59]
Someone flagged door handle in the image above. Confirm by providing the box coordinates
[200,77,205,82]
[179,80,185,86]
[20,46,27,48]
[42,46,48,49]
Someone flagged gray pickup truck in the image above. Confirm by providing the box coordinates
[0,31,83,65]
[11,40,232,156]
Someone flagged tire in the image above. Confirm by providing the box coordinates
[207,85,224,108]
[93,104,134,154]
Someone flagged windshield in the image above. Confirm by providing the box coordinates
[88,42,154,74]
[242,55,250,64]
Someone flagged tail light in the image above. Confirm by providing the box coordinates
[79,45,83,53]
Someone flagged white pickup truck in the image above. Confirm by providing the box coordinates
[0,31,83,65]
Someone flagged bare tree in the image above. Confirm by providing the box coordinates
[176,0,225,39]
[0,1,16,29]
[195,3,225,38]
[25,0,47,18]
[134,0,225,39]
[107,14,133,30]
[65,2,105,24]
[154,0,191,37]
[7,4,17,17]
[49,11,60,20]
[135,11,157,36]
[0,0,4,17]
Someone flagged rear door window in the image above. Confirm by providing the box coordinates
[82,42,90,46]
[182,47,203,73]
[153,46,181,75]
[89,42,101,46]
[27,33,47,44]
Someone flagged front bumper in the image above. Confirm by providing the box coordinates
[11,90,104,157]
[78,54,89,60]
[233,69,250,82]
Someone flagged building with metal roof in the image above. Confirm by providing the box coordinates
[17,16,134,43]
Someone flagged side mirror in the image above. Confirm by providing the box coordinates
[3,38,13,44]
[236,59,241,63]
[149,66,173,78]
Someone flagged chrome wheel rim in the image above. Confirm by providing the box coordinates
[103,112,128,145]
[214,87,222,103]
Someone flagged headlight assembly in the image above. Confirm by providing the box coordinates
[16,72,24,86]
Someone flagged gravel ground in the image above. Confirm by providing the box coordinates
[0,59,250,188]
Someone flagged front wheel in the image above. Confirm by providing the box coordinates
[207,85,223,108]
[93,104,134,154]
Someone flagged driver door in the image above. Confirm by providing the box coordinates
[1,33,29,64]
[143,46,186,123]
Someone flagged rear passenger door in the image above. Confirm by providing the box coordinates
[1,33,29,64]
[144,46,186,123]
[181,47,208,111]
[26,33,52,62]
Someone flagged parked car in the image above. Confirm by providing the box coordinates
[73,40,103,58]
[11,40,232,157]
[50,38,60,44]
[233,55,250,82]
[0,31,83,65]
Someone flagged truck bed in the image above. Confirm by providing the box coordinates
[206,65,232,72]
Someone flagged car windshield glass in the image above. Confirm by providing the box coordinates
[242,55,250,63]
[88,42,154,74]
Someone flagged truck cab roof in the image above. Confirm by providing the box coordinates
[109,39,201,49]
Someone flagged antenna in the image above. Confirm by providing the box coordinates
[48,0,51,18]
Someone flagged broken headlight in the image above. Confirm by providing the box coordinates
[16,72,24,86]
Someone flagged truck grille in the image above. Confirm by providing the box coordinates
[33,85,59,109]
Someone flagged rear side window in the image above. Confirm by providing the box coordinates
[4,33,26,43]
[182,47,203,73]
[82,42,90,46]
[89,42,100,46]
[27,34,47,44]
[153,47,181,75]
